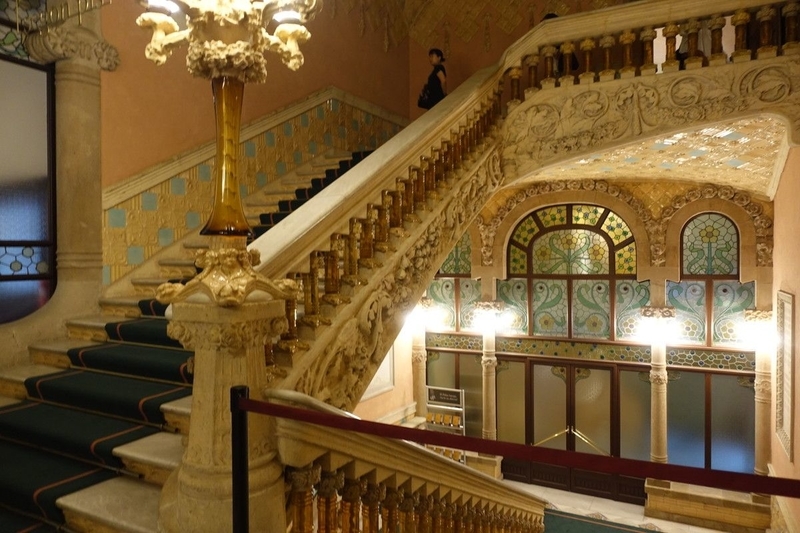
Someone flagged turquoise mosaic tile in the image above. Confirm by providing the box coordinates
[198,164,212,181]
[186,211,202,229]
[283,123,293,137]
[170,177,186,196]
[127,246,144,265]
[300,113,309,127]
[293,151,303,165]
[316,106,325,120]
[276,161,287,175]
[324,132,333,146]
[666,347,755,371]
[352,119,360,131]
[256,172,267,188]
[245,141,256,157]
[308,141,318,154]
[141,192,158,211]
[338,125,346,138]
[331,99,340,112]
[108,209,126,228]
[265,131,276,146]
[158,228,174,247]
[102,265,111,286]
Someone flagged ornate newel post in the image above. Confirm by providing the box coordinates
[136,1,319,531]
[745,309,774,476]
[641,306,675,464]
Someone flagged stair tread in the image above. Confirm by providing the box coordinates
[161,395,192,417]
[0,363,63,384]
[68,315,137,328]
[57,477,159,533]
[158,258,197,266]
[131,278,171,285]
[113,431,183,470]
[29,338,102,353]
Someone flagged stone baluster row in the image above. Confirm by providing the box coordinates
[287,465,544,533]
[272,90,502,357]
[506,2,798,98]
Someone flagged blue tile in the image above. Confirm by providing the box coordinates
[127,246,144,265]
[171,177,186,196]
[316,106,325,120]
[727,159,746,168]
[198,165,212,181]
[369,136,377,148]
[308,141,318,155]
[689,149,708,158]
[364,113,373,125]
[293,151,303,165]
[660,162,676,169]
[338,125,346,138]
[300,113,309,127]
[265,131,276,147]
[108,208,126,228]
[141,192,158,211]
[651,143,669,151]
[158,228,174,247]
[245,141,256,158]
[240,184,248,197]
[276,161,287,176]
[283,123,293,137]
[323,132,333,146]
[256,172,268,188]
[331,99,340,112]
[723,131,744,141]
[351,119,360,131]
[623,157,639,164]
[102,265,111,285]
[186,211,202,229]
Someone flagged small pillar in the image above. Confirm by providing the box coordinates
[476,301,503,441]
[641,306,676,464]
[745,309,774,476]
[412,298,432,418]
[732,10,753,62]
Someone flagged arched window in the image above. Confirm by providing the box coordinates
[498,204,649,340]
[667,213,754,347]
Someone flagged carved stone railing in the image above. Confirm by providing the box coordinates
[268,390,546,533]
[248,0,800,411]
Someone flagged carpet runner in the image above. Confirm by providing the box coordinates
[544,509,656,532]
[67,342,193,384]
[0,507,57,532]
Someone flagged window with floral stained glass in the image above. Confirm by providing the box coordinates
[499,204,649,340]
[668,212,753,347]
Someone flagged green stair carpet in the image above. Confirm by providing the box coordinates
[0,507,57,533]
[67,342,192,384]
[24,370,190,425]
[104,318,183,348]
[544,510,654,532]
[0,440,115,523]
[0,401,158,467]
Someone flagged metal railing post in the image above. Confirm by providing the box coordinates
[231,385,250,533]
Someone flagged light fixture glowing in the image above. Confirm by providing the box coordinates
[273,9,302,23]
[148,0,180,14]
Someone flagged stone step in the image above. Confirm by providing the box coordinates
[161,395,191,435]
[131,278,170,297]
[114,431,183,486]
[66,315,138,342]
[58,476,160,533]
[99,296,143,318]
[0,363,63,399]
[29,338,100,368]
[159,258,197,279]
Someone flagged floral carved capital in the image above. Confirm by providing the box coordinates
[25,25,120,70]
[167,316,285,352]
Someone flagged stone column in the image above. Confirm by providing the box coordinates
[477,301,503,441]
[641,307,675,464]
[746,309,774,476]
[155,237,295,533]
[4,12,119,364]
[412,298,431,418]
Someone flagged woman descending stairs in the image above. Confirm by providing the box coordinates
[0,150,372,532]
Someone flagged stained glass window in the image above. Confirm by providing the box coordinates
[439,231,471,275]
[458,278,482,332]
[504,204,644,340]
[682,213,739,276]
[496,278,528,334]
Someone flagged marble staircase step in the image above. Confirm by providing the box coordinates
[131,278,171,297]
[161,395,191,435]
[158,258,198,279]
[58,477,160,533]
[29,338,101,368]
[0,363,63,399]
[99,296,143,318]
[114,431,183,486]
[67,315,136,342]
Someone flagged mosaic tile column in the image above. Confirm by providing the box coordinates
[746,309,773,476]
[642,307,675,464]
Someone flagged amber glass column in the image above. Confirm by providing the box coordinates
[201,76,252,236]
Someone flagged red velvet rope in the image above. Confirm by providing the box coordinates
[238,397,800,498]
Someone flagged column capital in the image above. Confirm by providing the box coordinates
[649,369,668,385]
[288,464,322,492]
[317,470,344,498]
[25,24,119,70]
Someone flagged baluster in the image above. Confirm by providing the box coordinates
[359,213,381,269]
[757,5,778,58]
[523,53,539,99]
[732,9,752,61]
[784,2,800,52]
[441,140,452,175]
[450,131,461,169]
[399,178,419,222]
[508,67,522,102]
[431,497,444,533]
[362,483,386,533]
[389,189,404,230]
[374,202,392,252]
[559,41,576,86]
[322,234,345,305]
[430,149,442,190]
[383,487,403,533]
[541,45,557,89]
[682,19,705,69]
[281,290,298,343]
[709,14,728,65]
[597,34,616,81]
[345,218,364,284]
[317,470,344,533]
[619,30,637,78]
[340,477,366,533]
[453,503,464,533]
[417,494,432,533]
[410,166,425,210]
[288,465,321,533]
[578,37,596,84]
[494,85,503,119]
[640,26,657,75]
[459,124,471,160]
[443,502,455,533]
[400,491,419,533]
[662,22,680,72]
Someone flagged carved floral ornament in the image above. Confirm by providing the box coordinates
[476,180,773,268]
[501,57,800,177]
[25,24,120,70]
[293,148,503,411]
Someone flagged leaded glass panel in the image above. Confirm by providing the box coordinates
[458,278,482,332]
[712,281,755,347]
[0,245,50,276]
[439,231,471,275]
[426,278,456,331]
[511,214,539,247]
[0,25,27,59]
[602,211,633,245]
[496,278,528,334]
[572,280,611,339]
[667,281,707,345]
[616,280,651,340]
[532,229,609,275]
[615,243,636,275]
[572,204,605,226]
[0,0,46,24]
[537,205,568,228]
[508,244,527,275]
[682,213,739,276]
[532,279,568,337]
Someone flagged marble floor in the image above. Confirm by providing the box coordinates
[504,480,726,532]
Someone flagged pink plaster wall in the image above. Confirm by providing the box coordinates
[771,146,800,523]
[100,4,410,187]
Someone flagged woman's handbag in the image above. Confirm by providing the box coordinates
[417,84,431,109]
